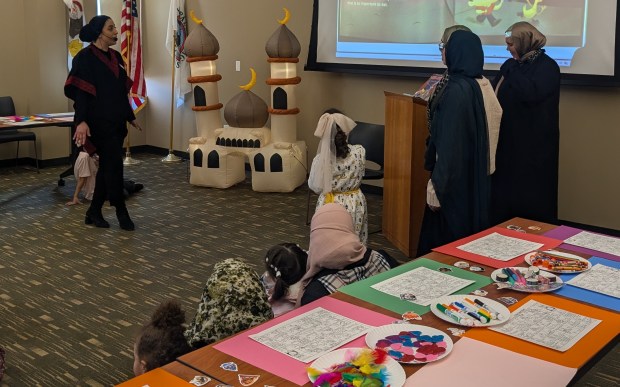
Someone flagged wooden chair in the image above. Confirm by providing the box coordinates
[0,96,39,172]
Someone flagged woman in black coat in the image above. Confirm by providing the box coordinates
[491,22,561,225]
[65,16,141,230]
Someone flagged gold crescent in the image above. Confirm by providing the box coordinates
[239,68,257,90]
[277,7,290,25]
[189,10,202,25]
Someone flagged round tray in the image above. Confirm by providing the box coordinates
[365,323,453,364]
[430,295,510,327]
[524,250,591,274]
[491,267,564,293]
[308,347,406,387]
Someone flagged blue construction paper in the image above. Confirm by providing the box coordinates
[555,257,620,312]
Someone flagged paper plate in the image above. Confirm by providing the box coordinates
[308,347,406,387]
[524,250,592,273]
[491,267,564,293]
[430,295,510,327]
[365,324,453,364]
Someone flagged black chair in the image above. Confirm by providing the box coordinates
[347,121,385,184]
[0,96,39,172]
[305,121,385,229]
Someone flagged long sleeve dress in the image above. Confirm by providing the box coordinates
[491,51,560,225]
[312,144,368,244]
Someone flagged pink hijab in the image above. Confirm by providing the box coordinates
[298,204,367,299]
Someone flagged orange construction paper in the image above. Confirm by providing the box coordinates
[464,294,620,368]
[115,368,191,387]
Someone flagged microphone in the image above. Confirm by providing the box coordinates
[101,33,118,43]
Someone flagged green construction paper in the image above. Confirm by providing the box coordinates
[338,257,493,315]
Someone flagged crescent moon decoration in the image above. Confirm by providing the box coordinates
[277,7,290,25]
[189,10,203,25]
[239,68,257,90]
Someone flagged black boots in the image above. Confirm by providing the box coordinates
[116,206,135,231]
[85,208,110,228]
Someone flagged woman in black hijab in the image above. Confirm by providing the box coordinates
[64,16,141,231]
[417,30,495,256]
[491,22,560,225]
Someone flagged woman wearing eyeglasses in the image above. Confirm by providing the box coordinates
[491,22,560,225]
[417,30,502,256]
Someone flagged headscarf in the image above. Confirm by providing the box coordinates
[429,30,491,232]
[308,113,357,194]
[79,15,111,43]
[446,30,483,78]
[505,21,547,60]
[184,258,273,348]
[298,204,366,300]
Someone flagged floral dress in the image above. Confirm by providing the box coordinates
[313,144,368,244]
[184,258,274,348]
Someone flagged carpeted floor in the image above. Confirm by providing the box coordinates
[0,153,407,386]
[0,154,617,386]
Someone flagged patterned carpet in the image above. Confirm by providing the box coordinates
[0,154,617,386]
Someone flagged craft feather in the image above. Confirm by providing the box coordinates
[308,349,390,387]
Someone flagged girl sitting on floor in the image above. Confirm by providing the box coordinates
[133,300,191,376]
[184,258,274,349]
[261,243,308,317]
[299,203,399,306]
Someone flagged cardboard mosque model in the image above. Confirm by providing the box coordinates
[184,12,307,192]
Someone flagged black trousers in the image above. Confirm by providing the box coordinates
[91,134,126,210]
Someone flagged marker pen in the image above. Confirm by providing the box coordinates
[464,298,493,320]
[437,303,473,326]
[453,301,490,324]
[502,268,517,285]
[474,298,503,320]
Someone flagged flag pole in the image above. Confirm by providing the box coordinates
[124,2,140,166]
[162,30,182,163]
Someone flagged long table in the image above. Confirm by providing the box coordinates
[0,114,75,182]
[118,218,620,387]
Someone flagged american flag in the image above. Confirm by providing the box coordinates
[120,0,147,113]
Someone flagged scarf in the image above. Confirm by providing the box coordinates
[297,203,366,303]
[308,113,357,194]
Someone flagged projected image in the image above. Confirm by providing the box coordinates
[336,0,587,67]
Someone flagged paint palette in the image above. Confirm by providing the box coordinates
[491,267,564,293]
[525,250,592,273]
[365,324,453,364]
[307,347,406,387]
[430,295,510,327]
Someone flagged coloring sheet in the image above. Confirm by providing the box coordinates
[370,266,474,306]
[457,232,544,261]
[564,231,620,257]
[567,264,620,299]
[248,307,371,363]
[490,300,601,352]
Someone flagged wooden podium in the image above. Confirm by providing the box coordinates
[382,91,430,258]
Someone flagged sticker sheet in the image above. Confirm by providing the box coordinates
[370,266,474,306]
[567,264,620,299]
[248,307,370,363]
[457,232,544,261]
[564,231,620,258]
[490,300,601,352]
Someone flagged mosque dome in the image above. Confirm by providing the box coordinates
[183,23,220,57]
[224,91,269,128]
[265,24,300,58]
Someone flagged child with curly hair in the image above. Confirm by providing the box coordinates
[132,300,191,376]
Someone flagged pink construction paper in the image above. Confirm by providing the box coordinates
[544,225,620,262]
[213,297,396,385]
[405,337,577,387]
